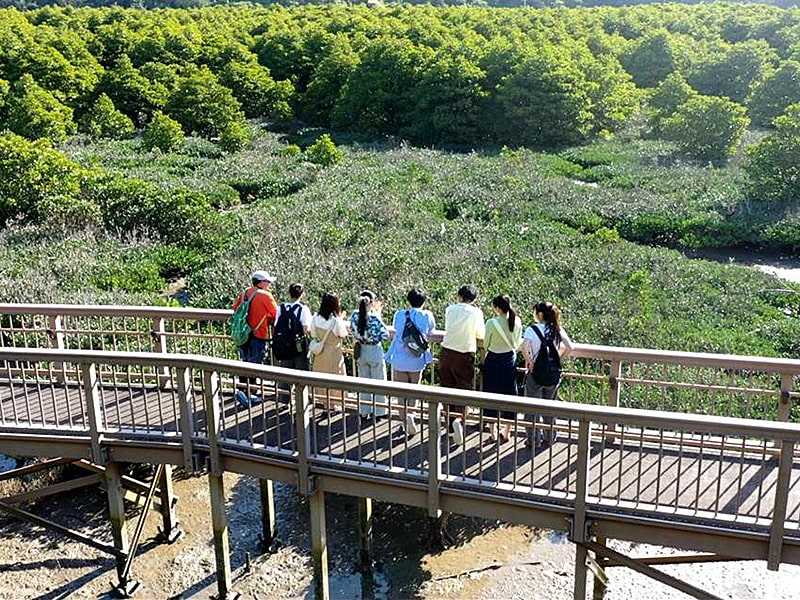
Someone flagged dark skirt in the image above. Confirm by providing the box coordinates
[482,350,517,420]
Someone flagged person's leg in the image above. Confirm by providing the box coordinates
[450,351,474,445]
[393,369,421,435]
[524,373,545,447]
[539,383,560,445]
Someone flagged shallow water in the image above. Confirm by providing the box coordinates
[0,455,15,472]
[688,247,800,284]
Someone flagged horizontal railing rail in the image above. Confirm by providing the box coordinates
[0,303,798,423]
[0,345,799,570]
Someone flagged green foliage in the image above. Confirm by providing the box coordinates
[79,93,135,139]
[98,55,167,127]
[6,74,76,143]
[745,103,800,203]
[218,120,251,153]
[164,66,245,138]
[0,131,83,223]
[143,111,185,153]
[647,72,697,135]
[304,133,343,167]
[747,61,800,128]
[219,59,294,122]
[662,95,749,164]
[687,40,776,104]
[619,31,685,88]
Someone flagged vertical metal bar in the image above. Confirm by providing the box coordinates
[768,439,795,570]
[428,399,442,518]
[203,368,233,598]
[82,362,104,464]
[295,384,312,495]
[47,314,66,384]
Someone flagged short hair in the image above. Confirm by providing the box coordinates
[457,284,478,302]
[288,283,304,300]
[407,288,426,308]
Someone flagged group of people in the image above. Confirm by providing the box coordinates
[232,272,573,450]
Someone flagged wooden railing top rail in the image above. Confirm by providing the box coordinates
[3,302,800,374]
[2,347,799,441]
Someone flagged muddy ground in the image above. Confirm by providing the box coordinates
[0,469,798,599]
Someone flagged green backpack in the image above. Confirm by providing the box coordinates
[230,289,254,347]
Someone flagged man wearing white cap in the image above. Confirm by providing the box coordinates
[232,270,279,406]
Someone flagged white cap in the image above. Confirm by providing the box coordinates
[252,271,276,283]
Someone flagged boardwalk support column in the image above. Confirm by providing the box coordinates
[358,497,373,572]
[589,537,608,600]
[259,478,278,552]
[768,438,794,571]
[204,369,234,599]
[105,461,140,597]
[310,489,329,600]
[158,464,182,544]
[571,420,591,600]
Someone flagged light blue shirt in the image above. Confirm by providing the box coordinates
[385,308,436,372]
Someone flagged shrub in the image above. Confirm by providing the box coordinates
[745,103,800,202]
[662,95,749,164]
[218,120,250,153]
[143,111,185,153]
[6,74,76,143]
[304,134,343,166]
[79,94,135,140]
[0,132,84,224]
[277,144,302,157]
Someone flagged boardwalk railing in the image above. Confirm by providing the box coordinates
[1,303,798,423]
[1,347,799,570]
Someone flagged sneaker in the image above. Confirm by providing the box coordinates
[452,419,464,446]
[235,390,249,408]
[249,395,263,406]
[406,414,419,437]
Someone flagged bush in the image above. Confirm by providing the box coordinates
[662,95,749,164]
[0,132,84,224]
[143,111,185,153]
[218,120,250,153]
[745,103,800,202]
[79,94,135,140]
[304,134,343,166]
[6,74,76,143]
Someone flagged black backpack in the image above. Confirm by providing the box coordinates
[531,326,562,386]
[272,303,307,360]
[401,310,429,357]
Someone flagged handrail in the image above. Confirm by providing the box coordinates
[1,347,798,440]
[2,302,799,374]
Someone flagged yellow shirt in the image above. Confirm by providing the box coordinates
[484,316,523,354]
[442,302,485,353]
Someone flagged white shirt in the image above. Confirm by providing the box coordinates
[523,323,572,361]
[442,302,485,353]
[279,301,313,332]
[310,314,348,339]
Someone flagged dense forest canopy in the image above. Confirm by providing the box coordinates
[2,2,800,357]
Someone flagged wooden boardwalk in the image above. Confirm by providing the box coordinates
[2,377,798,539]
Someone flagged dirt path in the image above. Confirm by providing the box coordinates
[1,471,799,599]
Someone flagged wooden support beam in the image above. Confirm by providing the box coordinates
[427,400,442,518]
[309,489,329,600]
[0,457,75,482]
[590,537,608,600]
[0,499,124,558]
[358,497,373,573]
[768,439,794,571]
[2,474,101,504]
[81,363,104,464]
[602,553,741,567]
[572,421,591,600]
[74,459,178,503]
[158,464,181,543]
[259,479,277,550]
[104,461,137,595]
[584,541,725,600]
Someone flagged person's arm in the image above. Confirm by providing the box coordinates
[482,319,494,361]
[474,309,486,342]
[558,327,574,358]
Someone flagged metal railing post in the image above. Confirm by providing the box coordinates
[151,317,171,387]
[779,373,793,423]
[295,384,313,495]
[607,360,622,442]
[176,366,196,472]
[428,399,442,518]
[768,438,795,571]
[47,314,66,383]
[203,369,233,598]
[81,362,104,464]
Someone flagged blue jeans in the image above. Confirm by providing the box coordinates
[238,335,268,386]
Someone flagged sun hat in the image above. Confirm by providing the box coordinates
[252,271,276,283]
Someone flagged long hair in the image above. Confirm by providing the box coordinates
[357,290,376,335]
[319,293,341,320]
[534,301,562,345]
[492,294,516,332]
